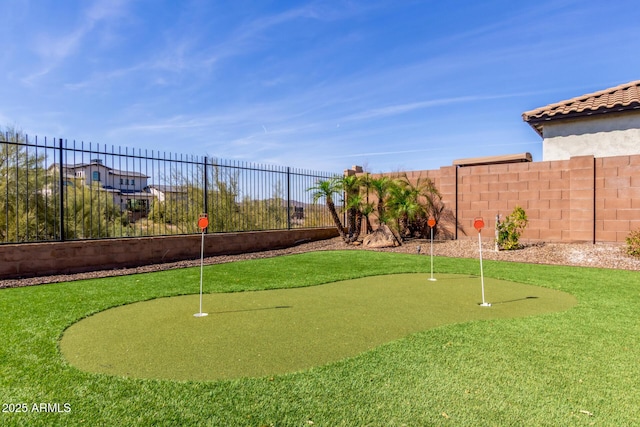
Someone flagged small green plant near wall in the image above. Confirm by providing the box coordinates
[496,206,528,250]
[625,229,640,257]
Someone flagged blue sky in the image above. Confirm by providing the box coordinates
[1,0,639,173]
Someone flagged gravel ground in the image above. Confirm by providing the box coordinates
[2,237,640,289]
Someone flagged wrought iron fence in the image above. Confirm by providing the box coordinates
[0,132,338,243]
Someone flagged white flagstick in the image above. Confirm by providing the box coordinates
[475,218,491,307]
[194,215,209,317]
[428,225,436,281]
[427,218,437,281]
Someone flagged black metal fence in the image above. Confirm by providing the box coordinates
[1,133,338,244]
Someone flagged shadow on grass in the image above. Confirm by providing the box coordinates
[489,296,539,305]
[212,305,293,314]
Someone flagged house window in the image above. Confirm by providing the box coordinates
[130,179,135,185]
[92,171,100,181]
[120,178,124,185]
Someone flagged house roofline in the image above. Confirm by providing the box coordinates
[525,104,640,137]
[522,79,640,137]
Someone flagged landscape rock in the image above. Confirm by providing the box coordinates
[362,224,402,248]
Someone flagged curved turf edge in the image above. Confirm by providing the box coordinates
[60,273,576,381]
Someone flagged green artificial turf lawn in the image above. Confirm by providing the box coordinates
[1,250,640,426]
[59,273,576,381]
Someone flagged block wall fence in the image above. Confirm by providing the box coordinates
[0,227,338,280]
[356,153,640,244]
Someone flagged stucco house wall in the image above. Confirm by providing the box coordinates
[543,111,640,160]
[523,80,640,161]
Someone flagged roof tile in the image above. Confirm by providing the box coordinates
[522,80,640,122]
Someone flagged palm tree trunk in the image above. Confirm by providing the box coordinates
[349,211,363,242]
[400,215,409,238]
[365,215,373,234]
[377,202,385,225]
[347,207,357,239]
[327,199,348,242]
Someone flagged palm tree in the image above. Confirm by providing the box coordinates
[368,176,392,225]
[402,174,441,237]
[361,201,375,234]
[346,193,370,242]
[308,178,348,242]
[340,175,362,241]
[356,173,374,234]
[413,175,440,217]
[386,180,423,238]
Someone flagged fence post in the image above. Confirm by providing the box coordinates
[286,167,291,230]
[58,138,65,241]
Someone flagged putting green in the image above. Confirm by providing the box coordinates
[60,274,576,381]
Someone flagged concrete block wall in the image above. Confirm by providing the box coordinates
[0,227,338,280]
[360,153,640,244]
[596,155,640,242]
[568,156,595,242]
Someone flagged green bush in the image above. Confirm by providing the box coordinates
[496,206,528,250]
[626,229,640,257]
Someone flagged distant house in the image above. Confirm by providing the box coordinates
[56,159,153,212]
[522,80,640,160]
[146,185,185,203]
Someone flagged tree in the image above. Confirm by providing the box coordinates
[207,165,244,232]
[340,175,364,242]
[63,182,129,239]
[368,176,392,224]
[308,178,347,242]
[360,199,375,234]
[0,128,57,242]
[386,179,423,237]
[368,173,460,240]
[403,174,441,237]
[345,192,366,242]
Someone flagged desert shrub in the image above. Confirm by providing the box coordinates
[496,206,528,250]
[626,229,640,257]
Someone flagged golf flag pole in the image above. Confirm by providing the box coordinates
[194,214,209,318]
[427,217,436,281]
[474,217,491,307]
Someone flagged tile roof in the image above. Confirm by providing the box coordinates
[522,80,640,136]
[64,161,149,178]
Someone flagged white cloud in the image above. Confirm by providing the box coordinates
[23,0,131,84]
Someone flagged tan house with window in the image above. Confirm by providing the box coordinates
[523,80,640,160]
[58,160,153,212]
